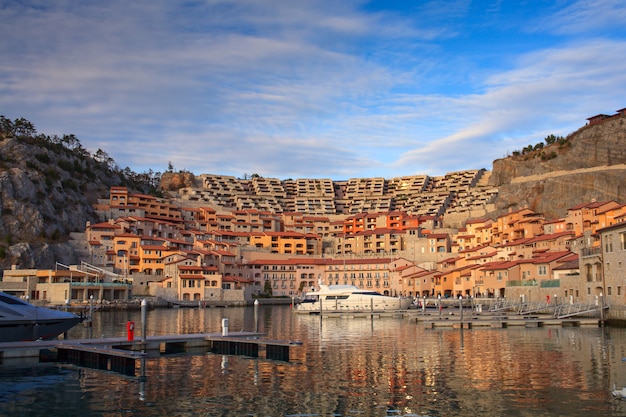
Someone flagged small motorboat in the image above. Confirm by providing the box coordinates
[0,292,82,342]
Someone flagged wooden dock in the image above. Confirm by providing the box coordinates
[313,309,602,328]
[0,332,302,374]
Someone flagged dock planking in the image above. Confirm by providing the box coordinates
[0,332,302,373]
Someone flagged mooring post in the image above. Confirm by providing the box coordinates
[89,295,94,325]
[141,299,147,344]
[438,294,442,318]
[254,299,259,333]
[222,318,229,336]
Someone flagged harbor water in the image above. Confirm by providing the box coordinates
[2,305,626,416]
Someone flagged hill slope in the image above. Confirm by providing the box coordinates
[0,117,159,269]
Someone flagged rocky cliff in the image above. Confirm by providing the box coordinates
[489,113,626,219]
[0,134,122,268]
[0,117,162,270]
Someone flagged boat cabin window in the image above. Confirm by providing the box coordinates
[326,295,349,300]
[302,295,319,303]
[353,291,383,296]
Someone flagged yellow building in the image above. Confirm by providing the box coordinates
[161,255,223,301]
[0,265,130,304]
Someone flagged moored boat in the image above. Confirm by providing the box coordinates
[294,284,412,314]
[0,292,83,342]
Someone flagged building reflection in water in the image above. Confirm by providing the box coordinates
[28,306,626,416]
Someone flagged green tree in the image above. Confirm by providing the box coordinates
[13,117,36,137]
[94,148,116,170]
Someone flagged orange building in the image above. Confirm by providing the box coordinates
[491,208,544,245]
[249,231,321,255]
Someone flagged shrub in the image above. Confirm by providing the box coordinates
[35,153,50,163]
[62,179,78,191]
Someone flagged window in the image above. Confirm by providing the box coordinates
[538,265,547,276]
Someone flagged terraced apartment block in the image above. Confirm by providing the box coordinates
[174,169,498,221]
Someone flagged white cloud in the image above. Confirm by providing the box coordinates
[543,0,626,34]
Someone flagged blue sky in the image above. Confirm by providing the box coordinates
[1,0,625,180]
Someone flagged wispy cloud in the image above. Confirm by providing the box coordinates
[394,38,626,173]
[543,0,626,34]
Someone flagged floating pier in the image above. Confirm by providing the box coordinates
[312,306,603,328]
[0,332,302,374]
[417,315,602,329]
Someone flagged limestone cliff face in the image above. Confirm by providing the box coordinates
[159,171,196,191]
[489,114,626,219]
[0,135,123,269]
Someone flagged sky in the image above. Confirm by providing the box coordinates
[1,0,626,180]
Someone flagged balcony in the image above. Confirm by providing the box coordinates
[540,279,561,288]
[580,247,602,258]
[507,279,538,287]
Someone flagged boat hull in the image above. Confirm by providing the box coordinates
[0,292,83,342]
[295,295,412,313]
[0,317,83,342]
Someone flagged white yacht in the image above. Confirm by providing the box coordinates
[295,284,412,314]
[0,292,82,342]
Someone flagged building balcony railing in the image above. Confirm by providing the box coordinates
[581,247,602,257]
[507,279,538,287]
[70,282,132,288]
[540,279,561,288]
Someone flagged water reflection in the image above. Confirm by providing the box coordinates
[2,305,626,416]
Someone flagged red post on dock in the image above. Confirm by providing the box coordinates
[127,321,135,341]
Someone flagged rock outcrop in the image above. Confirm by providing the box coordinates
[159,171,196,191]
[0,134,125,269]
[489,113,626,219]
